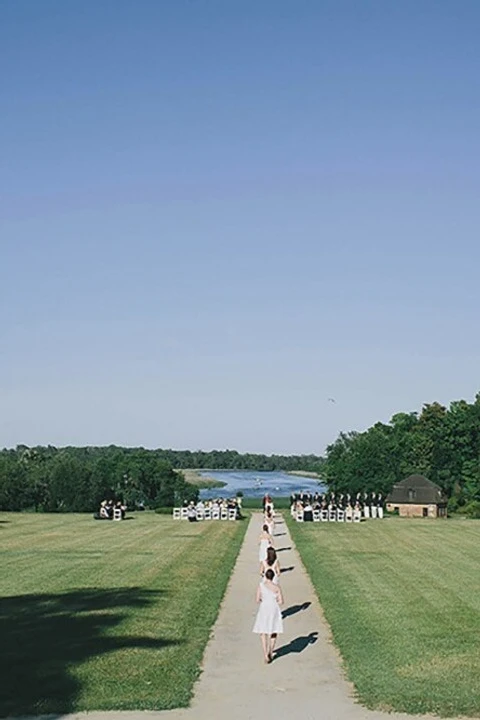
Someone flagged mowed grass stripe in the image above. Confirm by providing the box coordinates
[288,517,480,717]
[0,511,247,715]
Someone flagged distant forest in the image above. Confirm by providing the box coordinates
[0,445,324,513]
[324,394,480,515]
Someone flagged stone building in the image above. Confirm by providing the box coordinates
[386,475,447,518]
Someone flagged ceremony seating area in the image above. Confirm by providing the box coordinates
[291,491,385,523]
[172,498,241,521]
[93,499,127,521]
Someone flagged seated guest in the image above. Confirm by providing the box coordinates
[187,502,197,522]
[303,501,313,522]
[99,501,110,519]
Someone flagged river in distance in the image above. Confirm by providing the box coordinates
[198,469,326,499]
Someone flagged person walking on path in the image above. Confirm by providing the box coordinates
[260,546,281,583]
[264,508,275,535]
[258,524,273,571]
[253,568,284,663]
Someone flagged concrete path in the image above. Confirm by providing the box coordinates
[182,512,421,720]
[23,513,463,720]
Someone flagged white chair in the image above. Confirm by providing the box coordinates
[196,510,204,521]
[378,507,384,519]
[363,505,370,519]
[221,509,228,521]
[204,508,211,520]
[212,509,220,520]
[345,508,353,523]
[173,508,181,520]
[336,509,345,522]
[296,510,304,522]
[113,508,122,521]
[371,506,378,519]
[353,509,361,523]
[320,509,329,522]
[228,509,236,521]
[181,508,189,520]
[313,509,321,522]
[328,508,336,522]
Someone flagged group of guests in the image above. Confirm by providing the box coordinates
[182,496,242,521]
[253,498,284,664]
[94,499,127,520]
[290,490,385,520]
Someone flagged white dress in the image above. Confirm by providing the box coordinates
[253,582,283,634]
[258,538,270,562]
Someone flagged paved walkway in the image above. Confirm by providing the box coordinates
[181,512,424,720]
[26,513,458,720]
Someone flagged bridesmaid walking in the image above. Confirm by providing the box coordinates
[258,524,273,572]
[260,546,281,583]
[253,568,284,663]
[264,508,275,536]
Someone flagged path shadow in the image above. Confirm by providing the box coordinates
[282,601,311,618]
[280,565,294,574]
[276,546,292,552]
[0,587,180,717]
[274,632,318,660]
[274,532,286,537]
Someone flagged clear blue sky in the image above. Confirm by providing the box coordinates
[1,0,479,455]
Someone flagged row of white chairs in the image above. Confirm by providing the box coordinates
[173,507,237,521]
[295,507,384,522]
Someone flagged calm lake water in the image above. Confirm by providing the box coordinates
[198,470,326,499]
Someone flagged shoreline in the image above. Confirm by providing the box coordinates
[286,470,323,479]
[176,468,227,489]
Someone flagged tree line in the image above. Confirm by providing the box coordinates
[0,445,324,512]
[324,394,480,515]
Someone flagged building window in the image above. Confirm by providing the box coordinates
[408,488,416,501]
[422,507,428,517]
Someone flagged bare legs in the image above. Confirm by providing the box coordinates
[260,633,278,663]
[260,633,269,663]
[269,632,277,660]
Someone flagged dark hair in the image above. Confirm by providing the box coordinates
[266,546,277,565]
[262,524,268,532]
[265,568,275,581]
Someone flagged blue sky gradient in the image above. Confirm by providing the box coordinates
[1,1,479,454]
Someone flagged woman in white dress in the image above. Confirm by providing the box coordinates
[258,525,273,572]
[253,568,284,663]
[264,508,275,536]
[260,546,281,583]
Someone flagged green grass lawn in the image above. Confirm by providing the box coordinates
[288,515,480,717]
[241,496,290,509]
[0,511,246,716]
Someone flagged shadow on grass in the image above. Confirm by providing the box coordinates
[274,631,318,660]
[0,587,179,717]
[282,601,311,618]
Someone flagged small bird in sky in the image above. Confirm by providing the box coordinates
[327,398,336,403]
